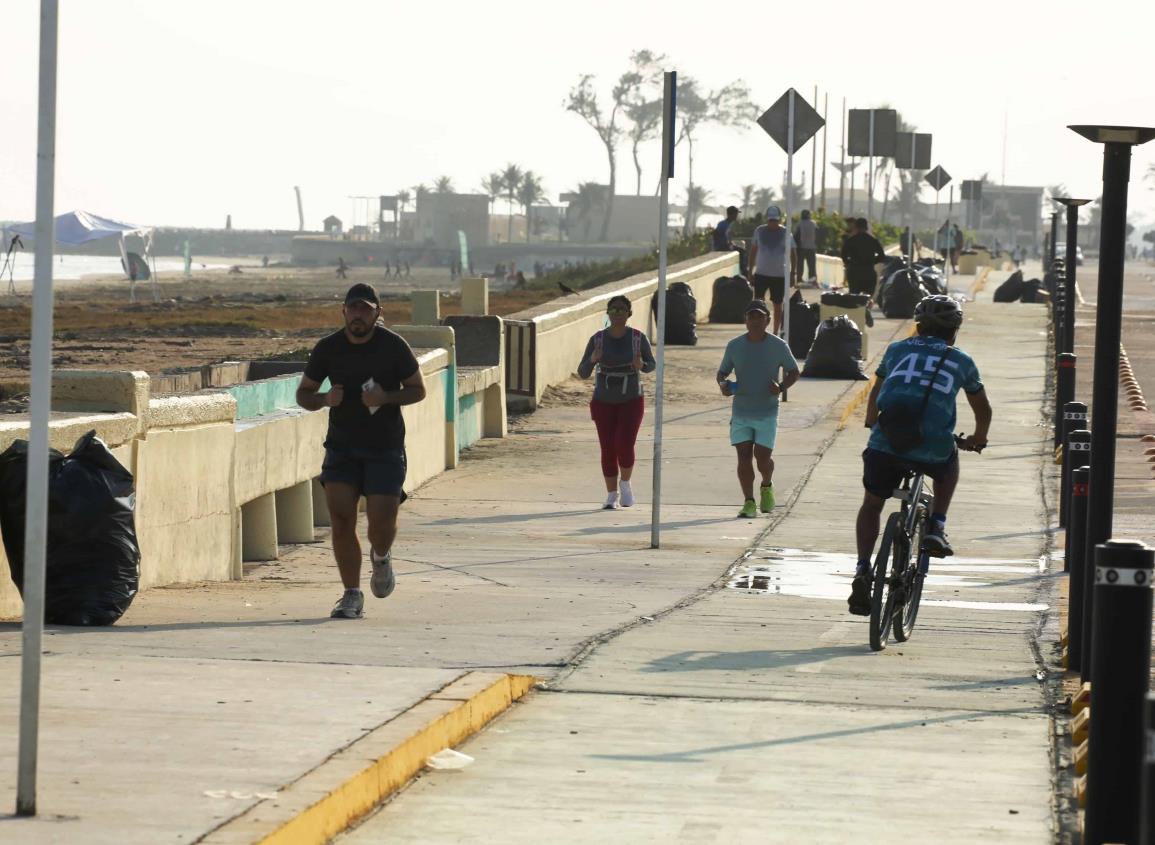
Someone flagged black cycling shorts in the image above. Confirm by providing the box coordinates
[861,447,957,499]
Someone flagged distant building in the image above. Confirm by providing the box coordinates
[560,187,664,244]
[323,215,343,238]
[414,193,489,250]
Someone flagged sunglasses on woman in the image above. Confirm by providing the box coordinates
[607,306,630,315]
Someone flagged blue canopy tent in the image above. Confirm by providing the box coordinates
[5,209,156,300]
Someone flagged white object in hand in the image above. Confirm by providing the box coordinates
[363,378,380,415]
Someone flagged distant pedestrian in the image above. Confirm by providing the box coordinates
[713,205,747,275]
[336,257,348,279]
[747,205,797,335]
[841,217,886,301]
[793,209,818,285]
[717,299,801,518]
[576,295,656,510]
[295,283,427,619]
[936,222,951,262]
[952,224,964,271]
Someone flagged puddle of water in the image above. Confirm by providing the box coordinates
[725,547,1045,612]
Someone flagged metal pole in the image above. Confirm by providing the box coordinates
[809,86,817,211]
[1084,540,1155,845]
[1061,200,1088,355]
[946,185,954,286]
[1049,211,1060,269]
[820,92,828,210]
[784,89,794,348]
[867,111,875,225]
[650,70,675,550]
[1060,401,1088,530]
[838,98,846,217]
[17,0,59,818]
[1083,141,1134,583]
[1066,463,1090,673]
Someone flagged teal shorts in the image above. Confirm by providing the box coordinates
[730,411,779,449]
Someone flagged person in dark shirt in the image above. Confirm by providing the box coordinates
[713,206,740,251]
[297,282,427,619]
[841,217,887,301]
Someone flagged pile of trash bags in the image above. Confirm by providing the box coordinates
[789,290,822,359]
[653,281,698,345]
[879,266,929,318]
[708,276,753,323]
[0,430,140,625]
[802,315,868,380]
[819,291,871,310]
[993,269,1048,304]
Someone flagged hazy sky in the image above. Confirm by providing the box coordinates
[3,0,1154,231]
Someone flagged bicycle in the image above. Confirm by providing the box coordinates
[868,434,985,652]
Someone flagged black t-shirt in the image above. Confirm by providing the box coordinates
[841,232,887,270]
[303,326,420,451]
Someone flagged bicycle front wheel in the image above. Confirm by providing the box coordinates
[893,503,929,642]
[869,512,903,652]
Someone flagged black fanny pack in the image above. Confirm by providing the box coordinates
[877,351,950,453]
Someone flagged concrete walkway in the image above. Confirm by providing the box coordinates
[0,271,1060,843]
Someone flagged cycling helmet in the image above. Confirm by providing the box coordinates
[913,294,963,330]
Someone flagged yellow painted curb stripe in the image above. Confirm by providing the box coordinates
[202,672,535,845]
[970,266,991,298]
[838,375,876,431]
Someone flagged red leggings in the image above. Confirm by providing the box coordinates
[590,397,645,478]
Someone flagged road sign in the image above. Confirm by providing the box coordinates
[847,109,897,157]
[961,179,983,201]
[895,132,932,169]
[757,88,824,154]
[925,165,951,191]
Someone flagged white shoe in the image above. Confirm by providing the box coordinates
[603,492,620,510]
[619,480,635,508]
[369,548,395,598]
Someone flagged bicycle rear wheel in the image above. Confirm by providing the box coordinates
[893,503,929,642]
[869,512,903,652]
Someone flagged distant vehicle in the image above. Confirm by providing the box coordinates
[1055,242,1085,265]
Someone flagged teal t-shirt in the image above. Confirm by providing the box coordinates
[868,336,984,463]
[719,333,799,418]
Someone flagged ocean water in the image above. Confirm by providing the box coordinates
[1,254,227,286]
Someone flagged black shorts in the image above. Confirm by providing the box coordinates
[752,274,786,304]
[846,269,877,297]
[861,447,957,499]
[321,445,407,498]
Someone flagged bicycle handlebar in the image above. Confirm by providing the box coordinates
[955,433,987,454]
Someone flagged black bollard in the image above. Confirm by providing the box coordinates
[1053,279,1067,351]
[1067,465,1090,672]
[1054,353,1077,450]
[1143,693,1155,845]
[1084,540,1155,845]
[1060,402,1087,530]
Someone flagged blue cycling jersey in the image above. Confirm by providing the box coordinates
[867,335,984,463]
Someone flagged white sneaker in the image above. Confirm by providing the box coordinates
[369,548,395,598]
[619,480,635,508]
[603,492,620,510]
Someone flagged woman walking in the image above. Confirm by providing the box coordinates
[577,295,657,509]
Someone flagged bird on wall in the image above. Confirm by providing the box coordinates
[558,281,577,295]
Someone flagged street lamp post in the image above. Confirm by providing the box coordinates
[1070,124,1155,845]
[1056,197,1091,357]
[1049,210,1061,269]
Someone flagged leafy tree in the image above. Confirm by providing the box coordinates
[1048,183,1069,209]
[619,50,667,196]
[480,172,505,218]
[567,182,606,243]
[752,186,777,213]
[396,189,412,214]
[517,172,546,243]
[565,72,631,241]
[500,163,524,243]
[675,77,758,193]
[434,175,454,193]
[738,184,756,216]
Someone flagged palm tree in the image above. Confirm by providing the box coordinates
[480,172,504,213]
[752,187,777,215]
[501,163,523,243]
[739,184,756,217]
[568,182,605,243]
[682,185,714,236]
[396,189,412,214]
[517,172,546,243]
[434,175,455,193]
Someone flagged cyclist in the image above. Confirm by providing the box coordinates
[847,295,992,616]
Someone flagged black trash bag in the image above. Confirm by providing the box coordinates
[652,281,697,345]
[993,269,1025,303]
[819,291,871,309]
[0,430,140,625]
[917,265,948,295]
[708,276,753,323]
[1020,278,1048,304]
[879,268,928,318]
[802,315,868,380]
[788,289,821,359]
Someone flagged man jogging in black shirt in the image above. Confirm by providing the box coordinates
[841,217,887,301]
[297,283,427,619]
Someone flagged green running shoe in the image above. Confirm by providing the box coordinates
[737,498,758,519]
[759,485,775,513]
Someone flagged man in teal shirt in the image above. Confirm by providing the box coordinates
[717,300,801,518]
